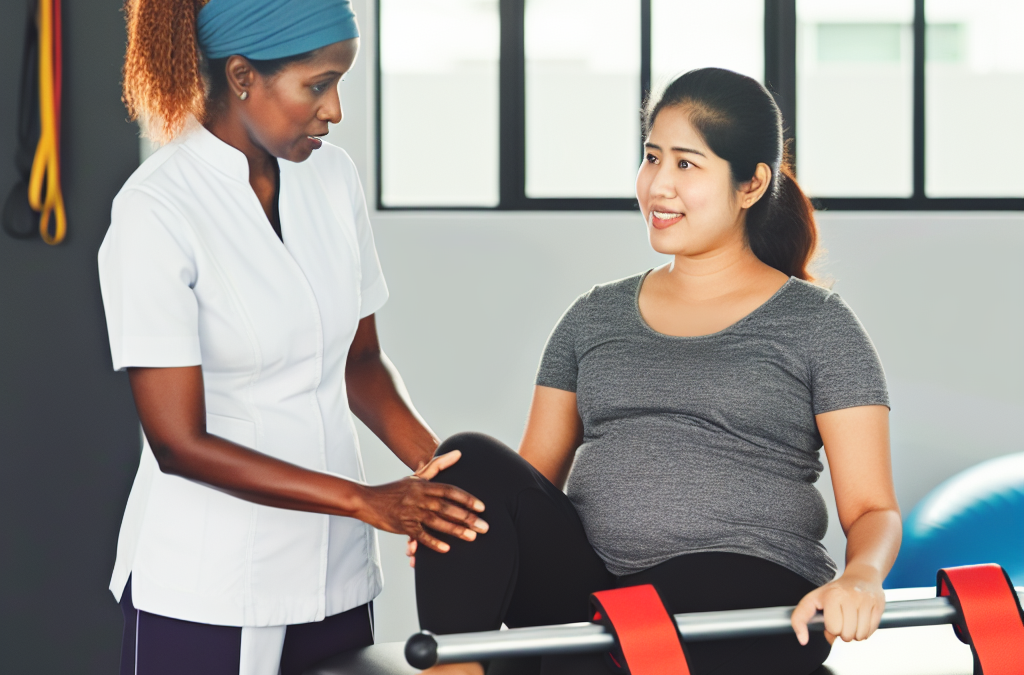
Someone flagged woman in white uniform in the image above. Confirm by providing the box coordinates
[98,1,487,674]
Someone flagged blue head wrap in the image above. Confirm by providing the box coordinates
[197,0,359,60]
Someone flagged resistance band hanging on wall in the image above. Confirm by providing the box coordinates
[2,0,65,245]
[29,0,66,244]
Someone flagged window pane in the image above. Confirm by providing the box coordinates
[380,0,499,207]
[925,0,1024,197]
[525,0,640,198]
[651,0,764,95]
[796,0,914,197]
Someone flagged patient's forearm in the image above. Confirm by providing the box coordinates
[842,508,902,581]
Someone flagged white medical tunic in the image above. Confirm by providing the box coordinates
[98,124,387,627]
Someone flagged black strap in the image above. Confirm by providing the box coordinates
[3,0,42,240]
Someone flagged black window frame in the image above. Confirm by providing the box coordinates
[375,0,1024,211]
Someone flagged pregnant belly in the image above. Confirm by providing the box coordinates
[565,435,829,568]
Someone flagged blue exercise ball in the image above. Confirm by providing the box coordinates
[885,452,1024,589]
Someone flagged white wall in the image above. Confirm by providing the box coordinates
[330,1,1024,643]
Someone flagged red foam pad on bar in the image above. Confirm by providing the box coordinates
[591,584,691,675]
[938,564,1024,675]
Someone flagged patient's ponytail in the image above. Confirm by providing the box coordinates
[122,0,209,143]
[643,68,818,281]
[746,161,817,281]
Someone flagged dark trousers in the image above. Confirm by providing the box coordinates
[118,577,373,675]
[415,432,832,675]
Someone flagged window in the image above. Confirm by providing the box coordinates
[377,0,1024,210]
[524,0,640,198]
[378,0,500,207]
[651,0,764,93]
[924,0,1024,197]
[796,0,915,197]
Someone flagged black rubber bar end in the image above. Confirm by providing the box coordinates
[405,631,438,669]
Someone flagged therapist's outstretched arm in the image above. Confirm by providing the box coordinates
[346,314,438,470]
[128,366,487,554]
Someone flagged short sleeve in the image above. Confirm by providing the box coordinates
[98,189,201,371]
[808,293,890,414]
[344,161,388,318]
[536,293,588,392]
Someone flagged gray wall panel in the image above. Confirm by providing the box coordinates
[1,0,141,672]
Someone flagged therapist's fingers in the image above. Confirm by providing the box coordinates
[360,478,487,550]
[416,528,451,554]
[416,498,484,541]
[423,491,489,532]
[407,538,417,568]
[423,481,486,514]
[415,450,462,481]
[422,512,484,542]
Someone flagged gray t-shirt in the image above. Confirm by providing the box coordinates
[536,273,889,585]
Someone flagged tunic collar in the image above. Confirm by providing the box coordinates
[179,122,253,184]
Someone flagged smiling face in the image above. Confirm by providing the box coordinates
[231,39,359,162]
[636,105,766,259]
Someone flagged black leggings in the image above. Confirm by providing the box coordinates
[415,433,832,675]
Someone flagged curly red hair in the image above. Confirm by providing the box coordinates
[122,0,209,143]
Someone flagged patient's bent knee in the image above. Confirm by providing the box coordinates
[431,432,534,492]
[436,432,513,464]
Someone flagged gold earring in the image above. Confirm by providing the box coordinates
[239,91,248,101]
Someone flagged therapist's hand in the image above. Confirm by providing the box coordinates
[356,450,488,554]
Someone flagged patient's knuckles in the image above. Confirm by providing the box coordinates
[793,598,815,623]
[822,611,844,636]
[828,586,851,602]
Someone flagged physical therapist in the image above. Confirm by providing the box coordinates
[98,1,487,674]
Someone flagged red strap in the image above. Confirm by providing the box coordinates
[590,585,691,675]
[938,564,1024,675]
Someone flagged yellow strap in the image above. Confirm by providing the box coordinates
[28,0,67,245]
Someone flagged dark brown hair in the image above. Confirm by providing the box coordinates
[644,68,818,281]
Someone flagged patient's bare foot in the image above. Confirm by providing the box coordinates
[420,663,485,675]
